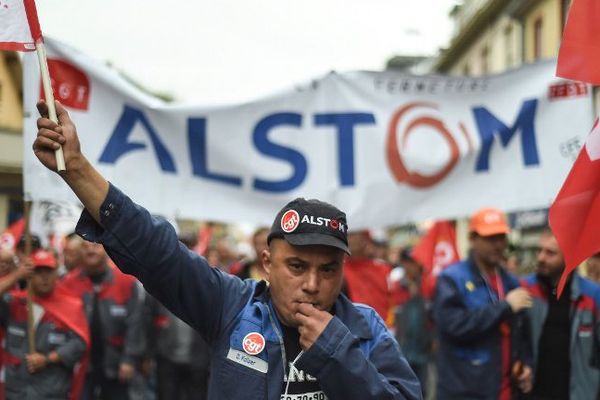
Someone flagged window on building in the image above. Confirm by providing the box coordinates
[534,18,543,60]
[480,46,489,75]
[504,25,513,68]
[561,0,572,32]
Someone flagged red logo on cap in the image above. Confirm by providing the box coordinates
[242,332,265,355]
[281,210,300,233]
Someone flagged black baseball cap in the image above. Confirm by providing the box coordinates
[267,198,350,254]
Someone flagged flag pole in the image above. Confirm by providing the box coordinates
[35,40,66,172]
[23,200,36,353]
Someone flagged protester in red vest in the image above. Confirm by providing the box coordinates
[0,249,89,400]
[60,241,144,400]
[343,230,392,321]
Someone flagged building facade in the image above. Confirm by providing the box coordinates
[0,51,24,230]
[431,0,598,269]
[434,0,570,77]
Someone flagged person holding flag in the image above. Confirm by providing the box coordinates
[32,100,422,400]
[0,249,89,400]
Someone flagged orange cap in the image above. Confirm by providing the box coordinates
[469,208,510,236]
[31,250,57,269]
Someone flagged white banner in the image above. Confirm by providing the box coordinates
[23,38,595,229]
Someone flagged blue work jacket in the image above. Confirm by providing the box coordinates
[76,184,422,400]
[433,259,530,400]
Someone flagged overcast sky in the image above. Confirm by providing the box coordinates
[36,0,458,105]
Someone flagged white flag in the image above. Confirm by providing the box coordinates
[0,0,42,52]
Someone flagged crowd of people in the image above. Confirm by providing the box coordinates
[2,206,600,399]
[2,99,599,399]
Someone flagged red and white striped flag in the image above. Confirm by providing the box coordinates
[0,0,43,52]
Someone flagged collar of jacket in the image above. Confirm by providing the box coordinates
[466,255,514,288]
[534,272,580,301]
[466,255,487,285]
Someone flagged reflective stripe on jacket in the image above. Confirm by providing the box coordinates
[0,294,86,400]
[60,266,145,378]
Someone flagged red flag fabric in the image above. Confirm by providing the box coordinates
[556,0,600,85]
[411,220,460,298]
[0,218,25,251]
[0,0,43,52]
[550,118,600,296]
[412,220,460,275]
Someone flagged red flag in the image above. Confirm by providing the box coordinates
[551,0,600,296]
[550,118,600,296]
[0,218,25,251]
[556,0,600,85]
[0,0,43,52]
[412,220,460,298]
[412,221,460,274]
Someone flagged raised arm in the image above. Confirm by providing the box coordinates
[33,100,253,343]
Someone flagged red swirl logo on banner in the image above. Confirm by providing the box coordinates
[386,102,472,188]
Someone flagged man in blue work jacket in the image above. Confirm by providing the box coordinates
[433,208,533,400]
[33,100,421,399]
